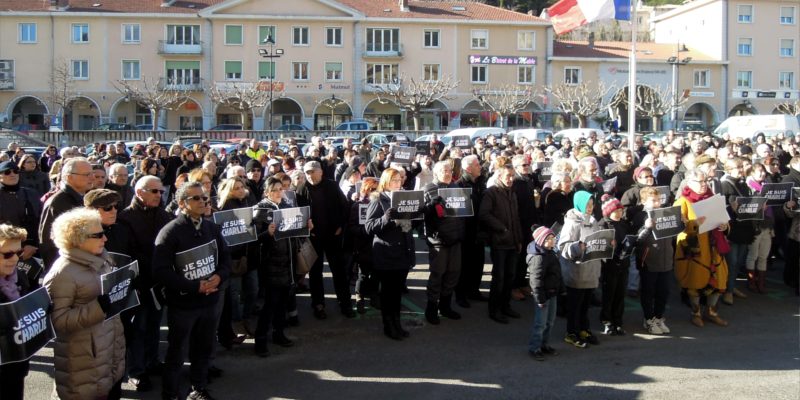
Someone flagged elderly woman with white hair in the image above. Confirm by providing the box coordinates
[0,224,33,400]
[43,207,126,400]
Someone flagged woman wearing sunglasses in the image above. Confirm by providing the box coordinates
[0,224,32,400]
[43,207,126,400]
[83,189,130,257]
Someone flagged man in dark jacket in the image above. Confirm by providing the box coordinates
[479,165,523,324]
[422,161,466,324]
[153,181,230,400]
[720,157,757,305]
[38,158,93,269]
[455,155,487,307]
[300,161,354,319]
[244,160,264,204]
[571,157,605,222]
[0,161,41,263]
[106,163,134,208]
[511,155,540,300]
[606,150,635,199]
[118,176,174,392]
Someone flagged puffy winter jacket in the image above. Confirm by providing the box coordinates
[526,242,563,305]
[557,208,602,289]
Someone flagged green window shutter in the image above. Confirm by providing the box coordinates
[225,61,242,74]
[258,61,275,79]
[326,62,342,72]
[226,25,243,44]
[259,26,275,43]
[166,61,200,70]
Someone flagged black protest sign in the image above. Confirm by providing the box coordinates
[390,145,415,165]
[760,182,794,205]
[16,257,43,284]
[414,141,431,155]
[653,186,672,206]
[534,161,553,180]
[0,287,55,365]
[100,261,140,320]
[438,187,473,217]
[646,206,686,239]
[107,252,133,269]
[580,229,615,262]
[452,135,472,149]
[273,206,311,240]
[174,240,218,281]
[358,204,369,225]
[390,190,425,220]
[735,196,768,221]
[601,177,617,194]
[213,207,258,246]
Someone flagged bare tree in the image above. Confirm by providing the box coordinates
[546,81,615,128]
[49,58,75,118]
[776,99,800,116]
[314,95,349,130]
[113,77,190,129]
[473,84,538,129]
[608,85,687,130]
[372,73,459,131]
[206,81,280,130]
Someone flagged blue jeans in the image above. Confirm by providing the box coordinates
[229,270,258,321]
[528,296,557,352]
[725,242,749,292]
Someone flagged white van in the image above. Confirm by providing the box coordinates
[712,115,799,141]
[507,128,554,144]
[334,120,372,131]
[443,127,506,143]
[552,128,606,142]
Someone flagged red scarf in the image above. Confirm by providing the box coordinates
[681,186,712,203]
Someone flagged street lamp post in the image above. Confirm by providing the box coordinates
[666,44,691,130]
[258,35,283,130]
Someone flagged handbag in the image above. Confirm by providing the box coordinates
[710,229,731,255]
[231,256,248,276]
[295,239,317,276]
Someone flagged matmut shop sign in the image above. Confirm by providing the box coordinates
[468,55,537,65]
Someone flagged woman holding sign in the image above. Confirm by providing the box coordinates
[0,224,31,400]
[674,169,730,327]
[43,208,126,400]
[364,168,415,340]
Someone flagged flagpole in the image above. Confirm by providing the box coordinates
[627,0,637,151]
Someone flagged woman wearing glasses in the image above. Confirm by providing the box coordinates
[17,153,50,196]
[0,224,32,400]
[43,208,126,400]
[674,168,730,328]
[38,145,60,174]
[83,189,131,257]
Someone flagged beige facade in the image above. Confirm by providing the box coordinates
[0,0,551,131]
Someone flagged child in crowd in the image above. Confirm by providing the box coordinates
[526,226,563,360]
[598,194,634,336]
[632,187,675,335]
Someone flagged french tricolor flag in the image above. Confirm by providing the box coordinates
[548,0,631,35]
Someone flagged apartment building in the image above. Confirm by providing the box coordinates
[652,0,799,119]
[0,0,550,131]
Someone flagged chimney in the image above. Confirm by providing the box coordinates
[588,32,595,48]
[399,0,409,12]
[50,0,69,10]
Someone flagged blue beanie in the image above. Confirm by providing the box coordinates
[573,190,593,214]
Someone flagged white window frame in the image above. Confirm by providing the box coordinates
[366,28,400,52]
[122,23,140,44]
[517,31,535,51]
[780,6,796,25]
[423,64,440,82]
[564,67,581,85]
[517,65,535,85]
[258,25,277,45]
[779,38,794,57]
[423,29,440,49]
[736,71,753,88]
[693,69,710,88]
[471,29,488,49]
[18,23,37,43]
[72,60,89,80]
[224,60,243,81]
[121,60,140,80]
[72,23,89,43]
[324,61,343,82]
[325,27,342,47]
[257,61,276,80]
[365,63,398,85]
[471,65,487,84]
[737,4,753,23]
[292,62,309,81]
[224,24,244,46]
[292,26,310,46]
[737,37,753,56]
[779,71,795,89]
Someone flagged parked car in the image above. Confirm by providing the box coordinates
[506,128,554,144]
[277,123,310,131]
[94,123,134,131]
[364,133,411,147]
[552,128,606,143]
[443,127,505,144]
[135,124,167,131]
[209,124,243,131]
[415,134,452,145]
[334,120,371,131]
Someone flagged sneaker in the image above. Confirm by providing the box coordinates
[656,318,670,334]
[564,334,587,348]
[602,322,615,335]
[644,317,664,335]
[529,349,546,361]
[541,345,559,356]
[579,330,599,345]
[187,388,216,400]
[614,326,627,336]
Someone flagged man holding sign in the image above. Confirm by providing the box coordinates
[153,182,231,400]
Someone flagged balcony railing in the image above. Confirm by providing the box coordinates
[363,83,398,93]
[363,43,403,58]
[158,77,204,91]
[157,40,203,55]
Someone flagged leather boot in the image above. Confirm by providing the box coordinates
[393,313,409,338]
[425,301,440,325]
[706,306,728,327]
[382,315,401,340]
[756,270,767,294]
[438,295,461,320]
[747,270,758,292]
[690,307,704,327]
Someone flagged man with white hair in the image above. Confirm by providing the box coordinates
[225,165,246,180]
[455,155,488,307]
[106,163,134,207]
[39,157,93,268]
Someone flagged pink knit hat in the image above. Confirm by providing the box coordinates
[601,194,623,217]
[532,226,555,247]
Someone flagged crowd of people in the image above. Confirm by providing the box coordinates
[0,127,798,399]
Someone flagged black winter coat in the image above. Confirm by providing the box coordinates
[720,175,758,244]
[423,181,465,247]
[479,185,522,250]
[458,173,486,242]
[0,184,41,248]
[0,272,31,388]
[346,199,374,268]
[118,197,174,290]
[541,188,571,228]
[364,193,415,271]
[526,242,563,305]
[512,174,540,237]
[254,199,294,287]
[38,185,83,268]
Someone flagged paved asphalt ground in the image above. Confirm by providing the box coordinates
[24,243,800,400]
